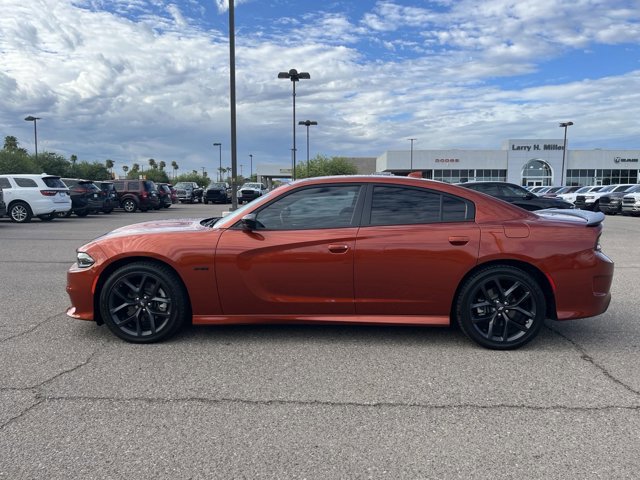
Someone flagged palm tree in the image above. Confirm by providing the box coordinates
[171,161,178,179]
[131,163,140,173]
[105,159,114,172]
[159,160,166,171]
[148,158,157,170]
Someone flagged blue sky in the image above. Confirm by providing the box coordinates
[1,0,640,176]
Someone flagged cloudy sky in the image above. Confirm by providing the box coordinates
[1,0,640,176]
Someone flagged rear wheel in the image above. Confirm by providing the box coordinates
[99,262,188,343]
[9,202,32,223]
[122,199,138,213]
[455,265,546,350]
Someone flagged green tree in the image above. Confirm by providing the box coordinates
[0,150,35,174]
[148,158,157,170]
[34,152,70,176]
[171,161,178,179]
[141,169,170,183]
[175,172,208,187]
[3,135,27,155]
[158,160,166,171]
[105,159,114,172]
[296,155,358,179]
[74,161,110,180]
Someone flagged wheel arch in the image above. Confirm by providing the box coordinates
[450,259,557,322]
[93,256,193,326]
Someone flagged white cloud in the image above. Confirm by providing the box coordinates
[1,0,640,174]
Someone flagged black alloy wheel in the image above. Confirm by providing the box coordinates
[99,262,187,343]
[9,202,32,223]
[456,266,546,350]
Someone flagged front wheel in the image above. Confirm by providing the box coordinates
[455,266,546,350]
[99,262,188,343]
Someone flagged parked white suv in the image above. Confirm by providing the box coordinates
[0,174,72,222]
[574,184,635,211]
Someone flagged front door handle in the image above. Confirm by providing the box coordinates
[448,236,469,246]
[328,244,349,254]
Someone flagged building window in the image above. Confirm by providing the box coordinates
[522,160,552,186]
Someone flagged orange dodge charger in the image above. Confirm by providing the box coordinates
[67,175,614,349]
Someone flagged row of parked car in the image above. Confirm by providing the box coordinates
[0,173,271,223]
[527,183,640,215]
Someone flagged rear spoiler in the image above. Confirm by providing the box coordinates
[535,208,605,227]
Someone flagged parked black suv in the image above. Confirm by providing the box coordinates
[203,182,231,204]
[61,178,107,217]
[112,179,160,212]
[156,183,173,208]
[96,181,118,213]
[458,181,573,211]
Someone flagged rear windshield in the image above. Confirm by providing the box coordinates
[144,181,156,191]
[43,177,67,188]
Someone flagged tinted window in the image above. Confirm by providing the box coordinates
[14,178,38,187]
[369,186,473,226]
[500,184,528,197]
[0,178,10,188]
[43,177,66,188]
[255,185,362,230]
[469,183,500,196]
[144,181,156,191]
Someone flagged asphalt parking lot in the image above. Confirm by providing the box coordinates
[1,204,640,479]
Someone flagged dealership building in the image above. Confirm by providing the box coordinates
[255,139,640,187]
[376,139,640,186]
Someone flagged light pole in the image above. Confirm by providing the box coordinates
[24,116,41,160]
[240,164,244,177]
[213,142,222,181]
[278,68,310,181]
[249,154,253,180]
[408,138,416,170]
[299,120,317,177]
[559,122,573,185]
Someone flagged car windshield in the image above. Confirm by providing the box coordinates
[243,183,263,189]
[208,183,226,188]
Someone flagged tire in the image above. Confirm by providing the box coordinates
[103,208,113,214]
[455,265,546,350]
[203,198,208,205]
[38,213,56,221]
[9,201,32,223]
[122,198,138,213]
[76,210,89,217]
[99,262,188,343]
[593,201,600,212]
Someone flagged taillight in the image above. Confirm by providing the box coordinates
[40,190,57,196]
[595,233,602,251]
[141,191,148,198]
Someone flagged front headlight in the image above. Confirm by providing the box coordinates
[76,251,96,268]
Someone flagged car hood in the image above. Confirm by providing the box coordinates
[99,218,209,239]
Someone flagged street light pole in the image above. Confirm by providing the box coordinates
[298,120,317,177]
[408,138,416,171]
[249,154,253,180]
[559,122,573,185]
[213,142,222,181]
[24,116,41,160]
[278,69,310,181]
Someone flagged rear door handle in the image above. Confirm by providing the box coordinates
[448,236,469,246]
[328,244,349,254]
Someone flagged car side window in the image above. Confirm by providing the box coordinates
[255,185,362,230]
[369,186,473,226]
[14,178,38,187]
[0,178,11,188]
[501,184,526,197]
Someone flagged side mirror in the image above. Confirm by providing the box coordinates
[241,213,258,231]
